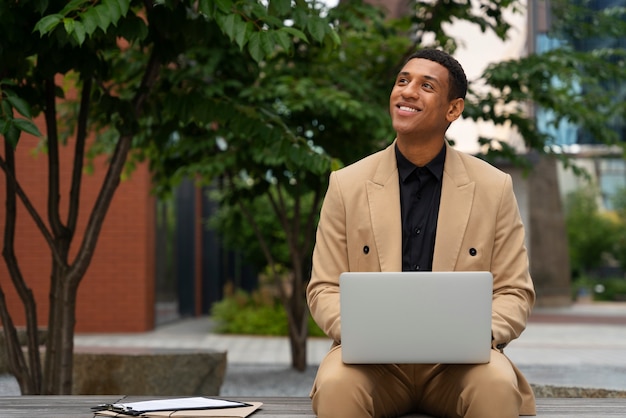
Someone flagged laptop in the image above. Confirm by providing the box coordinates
[339,271,493,364]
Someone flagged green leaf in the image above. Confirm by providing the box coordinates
[34,14,63,36]
[247,32,263,63]
[281,26,309,43]
[93,5,110,31]
[214,0,232,13]
[5,122,20,148]
[104,0,122,25]
[81,8,99,36]
[260,14,284,28]
[259,31,274,57]
[269,0,291,17]
[235,22,253,50]
[218,13,241,42]
[274,29,292,52]
[59,0,88,16]
[13,118,43,137]
[328,28,341,46]
[1,100,12,117]
[72,20,86,44]
[116,0,130,16]
[307,16,327,43]
[6,96,32,118]
[197,0,213,17]
[63,17,75,35]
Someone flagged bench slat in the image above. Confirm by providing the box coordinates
[0,396,625,417]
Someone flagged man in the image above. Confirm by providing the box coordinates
[306,48,536,418]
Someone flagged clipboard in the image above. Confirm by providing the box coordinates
[92,397,262,418]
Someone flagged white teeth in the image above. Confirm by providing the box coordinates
[399,106,418,112]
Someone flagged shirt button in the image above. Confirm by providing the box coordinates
[414,227,421,235]
[469,248,477,256]
[363,246,370,254]
[412,265,420,271]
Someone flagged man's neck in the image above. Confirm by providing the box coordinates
[396,136,445,167]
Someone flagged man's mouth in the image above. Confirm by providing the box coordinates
[398,105,419,113]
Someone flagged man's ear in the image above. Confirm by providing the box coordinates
[446,98,465,123]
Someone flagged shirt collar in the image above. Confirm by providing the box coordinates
[395,143,446,183]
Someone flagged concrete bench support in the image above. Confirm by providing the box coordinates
[72,347,227,396]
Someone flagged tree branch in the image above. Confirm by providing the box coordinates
[302,187,322,259]
[44,77,66,240]
[0,157,64,267]
[265,186,294,304]
[66,76,92,234]
[66,134,132,287]
[0,288,34,393]
[1,141,42,394]
[68,43,162,287]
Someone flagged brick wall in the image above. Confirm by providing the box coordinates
[0,135,155,333]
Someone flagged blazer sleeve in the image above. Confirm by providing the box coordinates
[490,174,536,350]
[306,171,347,344]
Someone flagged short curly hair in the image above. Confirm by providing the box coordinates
[406,49,467,101]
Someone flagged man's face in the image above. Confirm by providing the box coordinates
[389,58,461,139]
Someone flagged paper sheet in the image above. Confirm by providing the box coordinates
[112,397,248,412]
[93,400,263,418]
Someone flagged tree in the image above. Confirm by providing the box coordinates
[0,0,338,394]
[466,0,626,304]
[142,0,406,371]
[139,0,626,370]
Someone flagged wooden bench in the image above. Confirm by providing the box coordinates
[1,396,625,417]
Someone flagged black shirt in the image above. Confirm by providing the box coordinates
[395,144,445,272]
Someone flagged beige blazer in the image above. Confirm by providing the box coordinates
[307,141,536,414]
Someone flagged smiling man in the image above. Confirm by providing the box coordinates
[306,49,536,418]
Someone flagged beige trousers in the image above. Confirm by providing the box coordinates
[310,346,523,418]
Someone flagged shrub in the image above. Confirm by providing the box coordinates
[565,187,619,277]
[573,276,626,302]
[210,287,326,337]
[591,278,626,302]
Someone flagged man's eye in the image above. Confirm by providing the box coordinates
[423,82,433,89]
[398,78,409,84]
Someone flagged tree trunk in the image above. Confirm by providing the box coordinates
[285,188,321,372]
[528,154,572,307]
[286,268,308,372]
[287,293,309,372]
[288,319,308,372]
[43,270,78,395]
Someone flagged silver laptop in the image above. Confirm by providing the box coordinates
[339,271,493,364]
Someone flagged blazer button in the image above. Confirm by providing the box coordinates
[469,248,477,256]
[363,246,369,254]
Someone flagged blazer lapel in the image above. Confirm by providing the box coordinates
[433,144,475,271]
[367,143,402,272]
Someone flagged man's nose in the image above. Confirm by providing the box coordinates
[401,82,419,99]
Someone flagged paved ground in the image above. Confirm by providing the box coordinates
[2,302,626,396]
